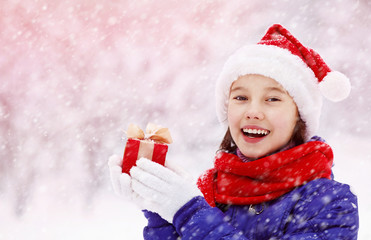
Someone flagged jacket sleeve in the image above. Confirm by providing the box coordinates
[173,196,251,240]
[142,210,179,240]
[143,197,251,240]
[282,180,359,240]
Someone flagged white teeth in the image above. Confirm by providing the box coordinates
[242,128,269,135]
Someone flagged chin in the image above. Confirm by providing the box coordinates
[240,148,268,160]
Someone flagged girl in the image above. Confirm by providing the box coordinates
[109,24,359,239]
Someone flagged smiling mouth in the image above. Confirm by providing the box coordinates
[242,128,270,138]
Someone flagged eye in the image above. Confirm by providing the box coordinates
[234,96,248,101]
[266,97,281,102]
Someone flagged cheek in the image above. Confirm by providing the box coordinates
[227,105,241,127]
[273,107,298,132]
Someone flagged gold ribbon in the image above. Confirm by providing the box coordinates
[126,123,173,144]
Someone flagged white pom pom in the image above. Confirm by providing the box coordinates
[319,71,351,102]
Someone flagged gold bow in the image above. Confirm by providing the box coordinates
[126,123,173,144]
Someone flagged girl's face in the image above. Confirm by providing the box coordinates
[227,74,298,159]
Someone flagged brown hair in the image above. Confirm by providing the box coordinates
[218,117,307,153]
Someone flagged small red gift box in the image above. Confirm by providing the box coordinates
[122,123,172,174]
[122,139,168,174]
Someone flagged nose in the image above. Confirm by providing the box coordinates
[245,104,264,120]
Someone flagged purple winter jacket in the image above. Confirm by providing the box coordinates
[142,178,359,239]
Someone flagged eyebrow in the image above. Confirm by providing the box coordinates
[230,86,245,92]
[265,87,287,94]
[230,86,287,94]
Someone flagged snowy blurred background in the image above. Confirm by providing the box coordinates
[1,0,370,239]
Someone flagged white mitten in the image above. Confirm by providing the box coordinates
[108,155,144,208]
[130,158,202,223]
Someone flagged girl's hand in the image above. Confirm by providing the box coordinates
[130,158,202,223]
[108,155,145,208]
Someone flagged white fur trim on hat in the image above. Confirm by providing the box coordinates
[216,44,322,140]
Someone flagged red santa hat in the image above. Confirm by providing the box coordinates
[216,24,351,140]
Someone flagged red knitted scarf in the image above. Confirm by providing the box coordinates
[197,141,333,207]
